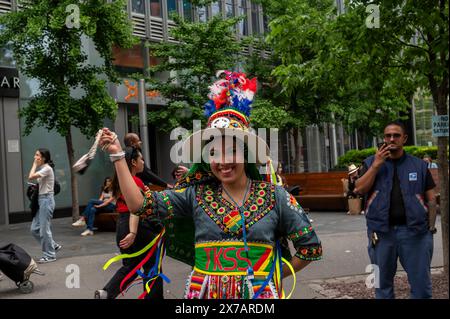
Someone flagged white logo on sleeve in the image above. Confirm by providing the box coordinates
[409,172,418,181]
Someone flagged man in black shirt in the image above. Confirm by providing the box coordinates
[123,133,170,188]
[356,121,437,299]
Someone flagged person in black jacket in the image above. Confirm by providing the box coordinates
[123,133,170,188]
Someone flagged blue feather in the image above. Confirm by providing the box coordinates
[204,100,216,117]
[231,95,252,117]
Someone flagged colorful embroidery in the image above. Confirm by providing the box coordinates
[174,170,216,190]
[196,181,275,236]
[295,244,323,261]
[223,210,242,233]
[136,190,157,217]
[286,192,304,214]
[288,226,314,241]
[161,191,174,218]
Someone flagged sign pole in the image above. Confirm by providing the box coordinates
[138,79,151,167]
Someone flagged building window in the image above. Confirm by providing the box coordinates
[183,0,193,22]
[211,1,221,17]
[198,6,208,23]
[167,0,178,15]
[112,44,144,76]
[251,3,260,34]
[0,47,15,68]
[238,0,248,36]
[263,14,269,33]
[225,0,234,18]
[131,0,145,14]
[150,0,162,17]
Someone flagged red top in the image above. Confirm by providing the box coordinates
[116,176,145,213]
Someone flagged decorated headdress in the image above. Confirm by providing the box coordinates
[180,71,279,184]
[204,70,258,131]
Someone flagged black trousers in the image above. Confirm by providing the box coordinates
[103,213,164,299]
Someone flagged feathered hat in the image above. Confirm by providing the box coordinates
[181,70,270,166]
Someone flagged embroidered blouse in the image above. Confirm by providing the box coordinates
[134,177,322,261]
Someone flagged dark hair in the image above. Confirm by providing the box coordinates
[37,148,55,169]
[111,147,142,198]
[384,121,407,134]
[102,177,112,193]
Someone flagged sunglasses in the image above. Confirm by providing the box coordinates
[384,133,402,139]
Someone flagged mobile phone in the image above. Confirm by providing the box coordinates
[377,142,387,149]
[377,142,392,153]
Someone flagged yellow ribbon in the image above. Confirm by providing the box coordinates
[281,257,296,299]
[102,228,166,271]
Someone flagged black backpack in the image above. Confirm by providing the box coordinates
[54,180,61,196]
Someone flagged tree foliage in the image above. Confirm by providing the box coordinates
[259,0,415,136]
[0,0,137,136]
[145,14,242,132]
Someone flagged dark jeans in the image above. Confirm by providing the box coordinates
[83,199,115,230]
[367,225,433,299]
[103,213,164,299]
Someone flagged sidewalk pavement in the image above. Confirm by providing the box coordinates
[0,213,443,299]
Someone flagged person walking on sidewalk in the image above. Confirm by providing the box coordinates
[72,177,116,236]
[95,146,163,299]
[28,149,61,263]
[356,121,437,299]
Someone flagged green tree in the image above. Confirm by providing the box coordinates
[252,0,411,173]
[329,0,449,282]
[145,14,242,132]
[263,0,414,134]
[0,0,137,219]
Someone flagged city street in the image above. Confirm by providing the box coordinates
[0,212,443,299]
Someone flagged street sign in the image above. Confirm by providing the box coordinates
[432,115,449,137]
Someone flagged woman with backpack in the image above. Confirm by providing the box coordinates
[28,148,61,263]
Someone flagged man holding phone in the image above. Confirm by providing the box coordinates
[356,121,437,299]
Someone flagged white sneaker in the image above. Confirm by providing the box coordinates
[72,218,86,227]
[81,229,94,236]
[360,210,365,215]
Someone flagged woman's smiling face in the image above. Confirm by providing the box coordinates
[208,136,246,185]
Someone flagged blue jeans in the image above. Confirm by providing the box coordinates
[83,199,115,230]
[30,194,57,258]
[367,225,433,299]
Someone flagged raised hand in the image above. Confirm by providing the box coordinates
[373,143,391,168]
[99,128,122,154]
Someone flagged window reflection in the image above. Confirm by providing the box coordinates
[150,0,162,17]
[251,2,259,34]
[225,0,233,18]
[167,0,178,15]
[211,1,221,17]
[131,0,145,14]
[198,6,208,23]
[238,0,248,36]
[183,0,193,22]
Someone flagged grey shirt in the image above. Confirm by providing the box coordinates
[37,164,54,195]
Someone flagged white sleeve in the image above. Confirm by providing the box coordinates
[37,165,51,178]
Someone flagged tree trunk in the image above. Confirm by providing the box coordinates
[65,128,80,221]
[427,71,449,282]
